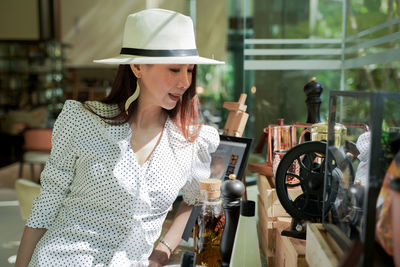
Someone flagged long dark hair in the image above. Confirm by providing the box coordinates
[85,64,201,142]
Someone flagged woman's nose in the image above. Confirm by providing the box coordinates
[178,70,191,89]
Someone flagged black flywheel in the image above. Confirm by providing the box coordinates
[275,141,338,222]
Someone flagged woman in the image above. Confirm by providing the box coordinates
[16,8,224,267]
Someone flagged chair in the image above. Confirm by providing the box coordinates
[15,179,41,221]
[19,128,52,180]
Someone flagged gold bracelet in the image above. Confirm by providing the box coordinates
[159,239,173,255]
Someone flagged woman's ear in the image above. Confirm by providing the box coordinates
[130,64,142,78]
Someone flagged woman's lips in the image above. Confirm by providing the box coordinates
[168,93,181,101]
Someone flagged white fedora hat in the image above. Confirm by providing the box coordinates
[94,8,224,65]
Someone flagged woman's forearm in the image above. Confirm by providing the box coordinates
[15,226,47,267]
[149,201,193,266]
[161,201,193,250]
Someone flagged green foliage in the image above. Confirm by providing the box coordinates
[197,62,235,129]
[197,0,399,140]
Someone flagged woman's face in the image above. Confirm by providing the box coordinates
[131,64,195,110]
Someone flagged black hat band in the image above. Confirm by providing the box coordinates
[120,48,198,57]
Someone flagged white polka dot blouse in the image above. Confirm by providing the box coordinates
[26,100,219,266]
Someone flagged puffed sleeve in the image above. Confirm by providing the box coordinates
[26,100,80,228]
[181,125,220,205]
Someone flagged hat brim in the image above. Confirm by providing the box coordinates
[93,55,224,65]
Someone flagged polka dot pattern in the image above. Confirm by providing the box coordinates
[355,131,371,185]
[26,100,219,266]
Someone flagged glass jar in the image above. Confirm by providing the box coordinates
[194,178,225,267]
[311,120,347,147]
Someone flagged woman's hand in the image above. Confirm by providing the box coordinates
[148,249,169,266]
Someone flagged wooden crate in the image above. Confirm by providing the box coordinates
[258,193,292,253]
[305,224,345,267]
[257,174,302,218]
[257,220,275,267]
[272,216,292,229]
[258,194,275,251]
[275,225,308,267]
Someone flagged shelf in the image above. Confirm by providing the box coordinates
[0,40,67,117]
[0,70,65,75]
[0,55,65,60]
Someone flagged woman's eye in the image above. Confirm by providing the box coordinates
[188,69,194,73]
[169,68,180,73]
